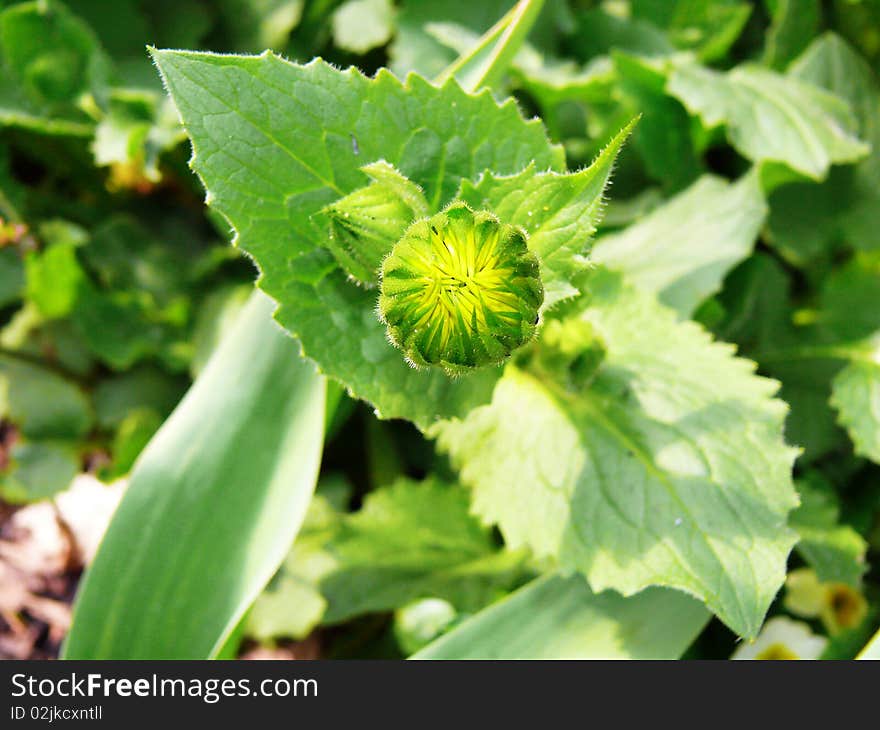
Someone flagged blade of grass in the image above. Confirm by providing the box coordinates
[63,291,326,659]
[413,573,710,659]
[434,0,545,92]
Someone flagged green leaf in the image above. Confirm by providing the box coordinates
[459,120,635,311]
[63,292,326,659]
[806,255,880,464]
[0,354,92,439]
[791,473,868,586]
[0,247,23,308]
[763,0,821,70]
[24,234,86,318]
[767,34,880,263]
[594,172,767,317]
[152,49,563,429]
[249,476,524,639]
[320,477,525,623]
[331,0,394,55]
[831,360,880,463]
[1,441,79,503]
[632,0,752,62]
[92,366,185,429]
[611,52,701,193]
[570,8,673,62]
[434,268,800,638]
[414,573,710,659]
[511,54,615,123]
[708,255,847,463]
[667,61,870,181]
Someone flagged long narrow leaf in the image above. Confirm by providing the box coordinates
[434,0,545,92]
[414,574,710,659]
[63,292,326,659]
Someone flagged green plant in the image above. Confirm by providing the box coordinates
[2,0,879,660]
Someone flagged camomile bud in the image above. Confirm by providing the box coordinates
[378,202,543,375]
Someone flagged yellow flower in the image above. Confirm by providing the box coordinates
[784,568,868,635]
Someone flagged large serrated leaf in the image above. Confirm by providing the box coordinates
[152,49,563,429]
[433,268,800,638]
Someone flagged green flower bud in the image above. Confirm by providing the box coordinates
[323,161,429,286]
[379,202,543,374]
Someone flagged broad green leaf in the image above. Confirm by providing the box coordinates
[831,361,880,463]
[24,233,85,318]
[763,0,821,70]
[767,34,880,263]
[458,120,635,310]
[1,441,79,503]
[667,62,870,181]
[0,354,92,439]
[414,573,710,659]
[594,172,767,317]
[632,0,752,62]
[331,0,394,55]
[92,366,185,429]
[152,49,563,429]
[434,268,799,638]
[64,291,326,659]
[791,473,868,586]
